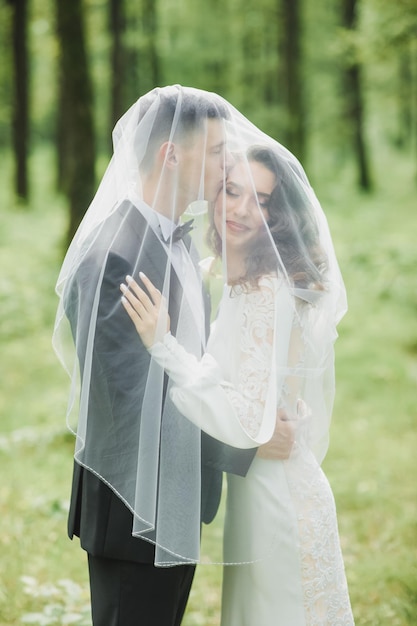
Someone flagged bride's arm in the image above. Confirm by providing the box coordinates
[120,273,287,449]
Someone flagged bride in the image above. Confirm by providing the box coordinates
[120,144,354,625]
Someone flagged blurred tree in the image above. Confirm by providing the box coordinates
[342,0,373,190]
[107,0,144,139]
[397,47,413,150]
[123,3,141,106]
[5,0,416,205]
[137,0,160,95]
[280,0,306,161]
[0,3,11,148]
[109,0,127,135]
[366,0,417,182]
[158,0,233,100]
[240,8,266,110]
[393,3,417,184]
[7,0,30,202]
[55,0,96,244]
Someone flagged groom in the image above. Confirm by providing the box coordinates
[65,86,294,626]
[66,86,253,626]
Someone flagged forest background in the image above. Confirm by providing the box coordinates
[0,0,416,624]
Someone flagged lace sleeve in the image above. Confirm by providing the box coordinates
[224,278,276,437]
[147,276,294,447]
[281,307,305,411]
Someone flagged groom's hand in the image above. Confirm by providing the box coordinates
[256,408,295,460]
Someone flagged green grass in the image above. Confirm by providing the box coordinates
[0,145,416,625]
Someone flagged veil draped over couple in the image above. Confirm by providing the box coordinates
[53,85,354,625]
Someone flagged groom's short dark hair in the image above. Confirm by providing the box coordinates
[136,85,229,172]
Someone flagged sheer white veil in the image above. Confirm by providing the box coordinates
[53,85,346,566]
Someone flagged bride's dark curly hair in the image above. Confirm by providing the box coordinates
[207,145,327,290]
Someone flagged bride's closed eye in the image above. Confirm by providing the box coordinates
[226,187,270,210]
[225,189,240,199]
[258,198,270,210]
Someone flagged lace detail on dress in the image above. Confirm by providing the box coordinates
[223,277,276,438]
[286,450,355,625]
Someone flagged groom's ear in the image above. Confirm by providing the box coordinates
[159,141,178,170]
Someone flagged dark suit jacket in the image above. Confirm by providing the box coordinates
[66,200,255,563]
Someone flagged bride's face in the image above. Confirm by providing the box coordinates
[214,159,275,256]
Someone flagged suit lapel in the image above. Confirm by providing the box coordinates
[121,202,188,333]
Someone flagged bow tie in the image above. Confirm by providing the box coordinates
[165,219,194,244]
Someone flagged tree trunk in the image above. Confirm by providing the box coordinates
[55,0,96,245]
[414,43,417,186]
[396,48,412,149]
[140,0,160,93]
[280,0,306,161]
[109,0,126,139]
[342,0,372,190]
[9,0,29,202]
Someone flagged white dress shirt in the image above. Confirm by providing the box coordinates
[127,190,206,345]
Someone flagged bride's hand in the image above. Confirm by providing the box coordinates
[120,272,170,349]
[256,408,295,460]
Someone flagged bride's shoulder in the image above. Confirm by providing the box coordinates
[232,274,285,305]
[245,274,294,314]
[256,273,283,295]
[242,274,281,309]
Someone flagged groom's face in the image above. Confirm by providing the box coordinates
[177,119,227,205]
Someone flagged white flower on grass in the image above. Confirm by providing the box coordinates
[20,575,91,626]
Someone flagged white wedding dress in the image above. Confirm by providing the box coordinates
[150,276,354,625]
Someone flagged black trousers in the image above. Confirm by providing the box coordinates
[87,554,196,626]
